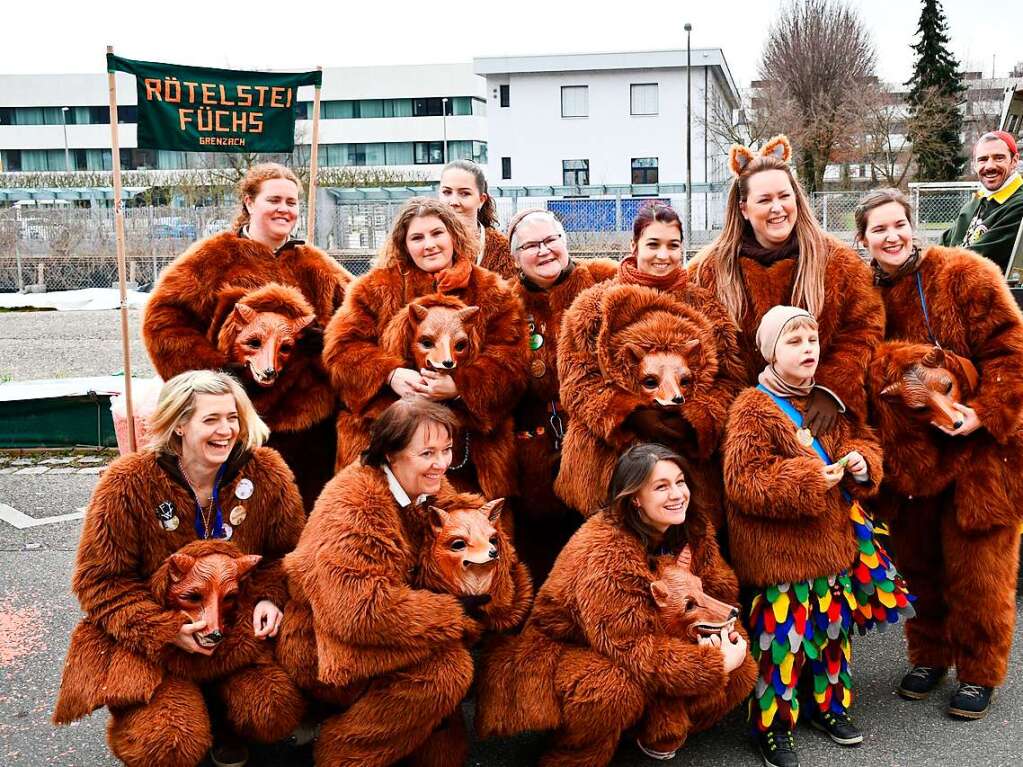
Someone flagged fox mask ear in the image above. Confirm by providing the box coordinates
[233,303,257,325]
[729,144,756,177]
[650,580,670,608]
[760,135,792,163]
[409,303,430,325]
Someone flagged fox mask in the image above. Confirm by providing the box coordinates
[651,546,739,641]
[166,549,261,651]
[878,346,980,431]
[420,498,504,597]
[408,301,482,373]
[226,303,315,387]
[625,340,701,407]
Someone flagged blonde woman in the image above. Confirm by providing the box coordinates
[58,370,305,767]
[690,136,883,431]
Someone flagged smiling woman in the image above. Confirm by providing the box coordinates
[323,197,528,504]
[53,369,307,767]
[143,163,352,511]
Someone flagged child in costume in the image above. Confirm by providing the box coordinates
[723,305,912,767]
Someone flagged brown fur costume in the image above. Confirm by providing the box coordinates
[207,281,338,510]
[512,258,618,583]
[480,226,517,279]
[554,279,744,525]
[276,462,531,767]
[868,245,1023,687]
[690,236,883,420]
[143,232,350,510]
[53,447,306,767]
[475,506,755,767]
[722,388,883,588]
[324,254,528,499]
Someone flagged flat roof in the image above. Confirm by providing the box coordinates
[474,48,740,108]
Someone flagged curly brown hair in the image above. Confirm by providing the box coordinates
[378,197,475,270]
[232,163,303,230]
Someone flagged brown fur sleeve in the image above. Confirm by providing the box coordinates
[452,275,530,433]
[245,448,306,608]
[814,244,884,420]
[557,283,647,446]
[951,253,1023,442]
[323,271,407,415]
[479,555,534,633]
[143,248,229,378]
[71,460,183,660]
[575,546,729,697]
[723,390,831,518]
[482,228,518,279]
[678,288,745,457]
[579,257,620,284]
[690,523,741,604]
[835,422,884,500]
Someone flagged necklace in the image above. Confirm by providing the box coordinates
[178,457,218,539]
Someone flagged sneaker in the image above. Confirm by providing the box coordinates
[897,665,947,700]
[636,738,676,760]
[948,683,995,720]
[209,743,249,767]
[757,727,799,767]
[809,709,863,746]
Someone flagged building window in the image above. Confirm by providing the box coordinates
[472,97,487,117]
[499,84,510,108]
[563,159,589,186]
[631,157,659,184]
[631,83,658,116]
[501,157,512,180]
[561,86,588,118]
[414,98,445,117]
[414,141,445,164]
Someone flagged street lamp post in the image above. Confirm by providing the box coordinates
[61,106,71,172]
[442,97,449,164]
[684,24,693,251]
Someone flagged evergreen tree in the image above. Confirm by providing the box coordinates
[906,0,966,180]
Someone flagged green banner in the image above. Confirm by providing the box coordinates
[107,54,321,153]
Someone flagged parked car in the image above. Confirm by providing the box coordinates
[152,217,197,239]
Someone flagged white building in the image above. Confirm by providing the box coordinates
[0,63,487,178]
[473,49,742,195]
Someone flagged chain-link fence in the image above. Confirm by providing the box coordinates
[0,184,977,292]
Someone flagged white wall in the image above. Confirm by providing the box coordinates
[483,66,730,187]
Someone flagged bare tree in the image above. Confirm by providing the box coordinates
[757,0,878,192]
[700,88,775,149]
[848,82,914,188]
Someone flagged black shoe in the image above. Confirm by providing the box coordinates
[757,726,799,767]
[897,665,947,700]
[948,683,995,720]
[809,709,863,746]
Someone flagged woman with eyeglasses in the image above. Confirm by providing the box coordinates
[324,197,529,505]
[502,209,618,583]
[554,203,746,531]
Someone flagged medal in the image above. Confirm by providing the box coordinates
[530,358,547,378]
[222,522,234,541]
[156,501,180,532]
[235,478,254,500]
[529,333,544,351]
[796,428,814,447]
[229,505,247,526]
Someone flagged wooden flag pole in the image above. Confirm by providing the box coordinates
[305,66,323,245]
[106,45,137,452]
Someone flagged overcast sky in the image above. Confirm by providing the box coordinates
[2,0,1018,87]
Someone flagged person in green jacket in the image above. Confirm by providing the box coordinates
[942,130,1023,275]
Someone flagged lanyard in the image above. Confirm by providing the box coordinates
[914,271,939,348]
[193,462,227,540]
[756,384,851,502]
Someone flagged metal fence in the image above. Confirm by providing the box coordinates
[0,185,976,293]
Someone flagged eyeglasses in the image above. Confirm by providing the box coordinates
[516,233,563,255]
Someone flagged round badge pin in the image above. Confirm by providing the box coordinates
[530,358,547,378]
[222,522,234,541]
[229,505,247,526]
[796,428,814,447]
[235,478,254,500]
[164,516,180,532]
[529,333,544,351]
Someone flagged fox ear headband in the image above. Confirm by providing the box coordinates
[728,134,792,177]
